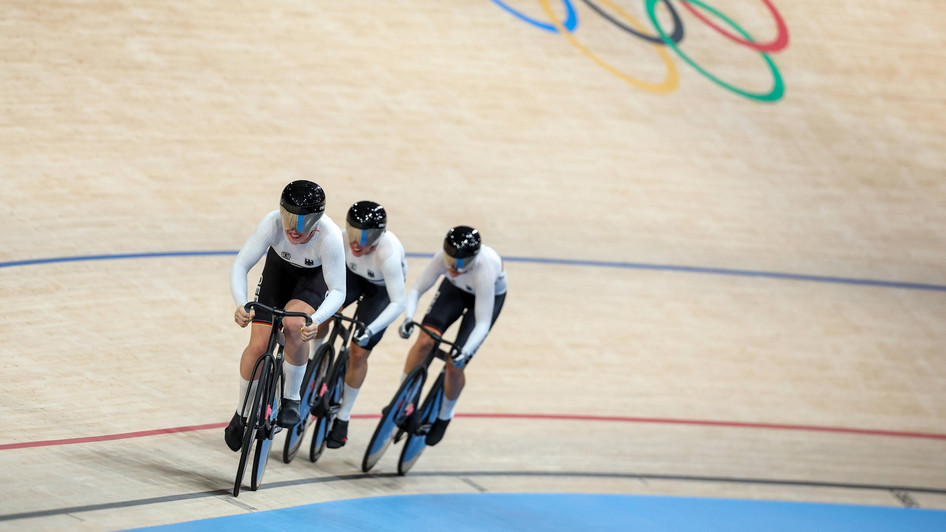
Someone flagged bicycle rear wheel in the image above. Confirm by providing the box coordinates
[309,350,348,463]
[397,372,445,476]
[251,374,280,491]
[233,362,269,497]
[362,367,425,473]
[284,344,331,463]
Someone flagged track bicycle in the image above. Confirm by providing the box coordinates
[361,320,459,475]
[232,302,311,497]
[300,310,365,463]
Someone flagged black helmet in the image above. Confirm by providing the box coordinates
[443,226,481,273]
[279,180,325,235]
[346,201,387,248]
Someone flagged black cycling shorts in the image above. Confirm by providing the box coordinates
[421,278,505,359]
[252,247,330,325]
[342,268,392,350]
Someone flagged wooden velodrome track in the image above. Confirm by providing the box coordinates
[1,0,945,530]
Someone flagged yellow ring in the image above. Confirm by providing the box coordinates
[539,0,679,94]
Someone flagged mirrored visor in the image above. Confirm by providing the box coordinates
[346,225,384,248]
[280,207,322,236]
[444,253,476,274]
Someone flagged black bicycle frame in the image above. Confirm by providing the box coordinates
[240,302,313,422]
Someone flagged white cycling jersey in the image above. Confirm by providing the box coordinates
[345,231,408,335]
[404,245,506,354]
[230,210,346,326]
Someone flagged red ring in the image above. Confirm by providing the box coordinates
[680,0,789,53]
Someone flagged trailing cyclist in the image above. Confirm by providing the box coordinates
[325,200,408,449]
[398,225,507,445]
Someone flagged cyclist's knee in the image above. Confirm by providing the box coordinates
[414,331,435,350]
[349,344,370,365]
[243,339,268,359]
[281,319,306,346]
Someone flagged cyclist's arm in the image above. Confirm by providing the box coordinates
[403,251,446,320]
[230,212,280,306]
[462,260,500,354]
[367,250,408,333]
[311,227,347,326]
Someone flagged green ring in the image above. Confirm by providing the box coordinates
[645,0,785,102]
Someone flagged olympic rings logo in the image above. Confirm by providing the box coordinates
[491,0,789,102]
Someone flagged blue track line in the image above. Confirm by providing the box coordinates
[1,250,944,293]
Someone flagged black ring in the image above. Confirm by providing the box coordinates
[580,0,684,45]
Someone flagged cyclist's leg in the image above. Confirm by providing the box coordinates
[279,267,332,427]
[403,280,466,376]
[444,290,505,400]
[340,279,386,413]
[292,266,335,362]
[278,299,315,427]
[429,291,506,445]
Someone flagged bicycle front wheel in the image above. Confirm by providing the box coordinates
[362,367,425,473]
[233,361,269,497]
[397,372,445,476]
[251,375,280,491]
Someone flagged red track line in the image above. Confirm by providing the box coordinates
[2,414,944,451]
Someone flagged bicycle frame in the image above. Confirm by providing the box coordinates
[232,302,312,497]
[240,302,314,429]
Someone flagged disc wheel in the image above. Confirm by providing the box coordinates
[233,362,269,497]
[397,372,445,476]
[362,367,425,472]
[250,382,279,491]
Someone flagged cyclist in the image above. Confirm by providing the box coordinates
[224,180,347,452]
[325,200,408,449]
[398,225,507,445]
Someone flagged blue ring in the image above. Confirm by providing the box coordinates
[490,0,578,33]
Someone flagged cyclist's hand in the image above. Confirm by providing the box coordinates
[300,322,319,342]
[450,347,471,369]
[353,327,372,347]
[398,320,413,339]
[235,305,254,328]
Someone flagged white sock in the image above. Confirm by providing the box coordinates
[283,360,306,401]
[239,378,259,418]
[336,383,360,421]
[438,397,457,421]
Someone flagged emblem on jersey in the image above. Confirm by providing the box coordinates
[349,262,357,270]
[305,258,314,266]
[367,269,376,278]
[465,285,473,291]
[281,251,291,261]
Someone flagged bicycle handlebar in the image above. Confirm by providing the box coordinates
[404,320,458,349]
[327,312,367,338]
[244,302,313,327]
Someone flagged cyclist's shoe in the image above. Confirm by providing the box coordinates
[425,417,451,446]
[327,419,349,449]
[224,412,246,452]
[277,399,301,428]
